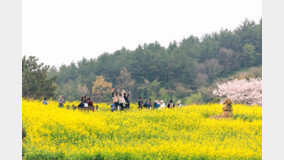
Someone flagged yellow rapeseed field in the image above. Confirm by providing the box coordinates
[22,99,262,160]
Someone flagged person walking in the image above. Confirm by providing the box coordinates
[42,97,48,105]
[58,95,64,108]
[112,88,119,111]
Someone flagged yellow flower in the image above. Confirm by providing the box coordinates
[22,99,262,159]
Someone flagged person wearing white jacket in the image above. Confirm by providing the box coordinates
[159,100,166,109]
[177,100,182,107]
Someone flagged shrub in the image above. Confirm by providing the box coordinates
[185,92,204,105]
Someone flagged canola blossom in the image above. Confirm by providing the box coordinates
[22,100,262,160]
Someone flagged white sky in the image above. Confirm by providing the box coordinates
[23,0,262,67]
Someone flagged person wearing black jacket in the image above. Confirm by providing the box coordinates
[167,100,175,108]
[148,98,152,109]
[123,90,131,110]
[138,97,143,109]
[78,100,84,109]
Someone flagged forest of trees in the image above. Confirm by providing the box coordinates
[24,19,262,104]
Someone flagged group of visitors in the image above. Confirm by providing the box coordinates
[42,95,66,107]
[138,97,182,110]
[111,88,131,111]
[42,96,64,107]
[43,91,183,112]
[76,96,98,111]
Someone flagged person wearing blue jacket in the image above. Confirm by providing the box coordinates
[42,97,48,105]
[111,104,115,112]
[144,99,149,109]
[153,100,160,109]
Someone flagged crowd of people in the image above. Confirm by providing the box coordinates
[111,88,131,111]
[42,88,183,111]
[137,97,182,110]
[112,88,182,111]
[77,96,99,111]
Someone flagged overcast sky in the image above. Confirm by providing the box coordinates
[23,0,262,67]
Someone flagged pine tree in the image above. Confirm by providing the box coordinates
[22,56,57,99]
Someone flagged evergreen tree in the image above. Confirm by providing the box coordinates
[22,56,57,99]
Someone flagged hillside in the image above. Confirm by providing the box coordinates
[215,66,262,83]
[39,19,262,103]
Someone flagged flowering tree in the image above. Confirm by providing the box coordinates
[77,84,89,96]
[213,78,262,105]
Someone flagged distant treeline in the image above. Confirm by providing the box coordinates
[23,19,262,104]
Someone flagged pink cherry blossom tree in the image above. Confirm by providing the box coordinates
[213,78,262,105]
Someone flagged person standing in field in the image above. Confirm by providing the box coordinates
[153,100,160,109]
[118,93,126,111]
[143,99,149,109]
[78,100,85,109]
[58,95,64,108]
[157,99,160,105]
[87,97,93,107]
[123,90,131,110]
[148,98,153,109]
[87,97,94,110]
[110,103,115,112]
[42,97,48,105]
[138,97,143,109]
[83,97,88,108]
[159,100,166,109]
[112,88,119,111]
[167,100,175,108]
[156,99,161,108]
[177,100,182,107]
